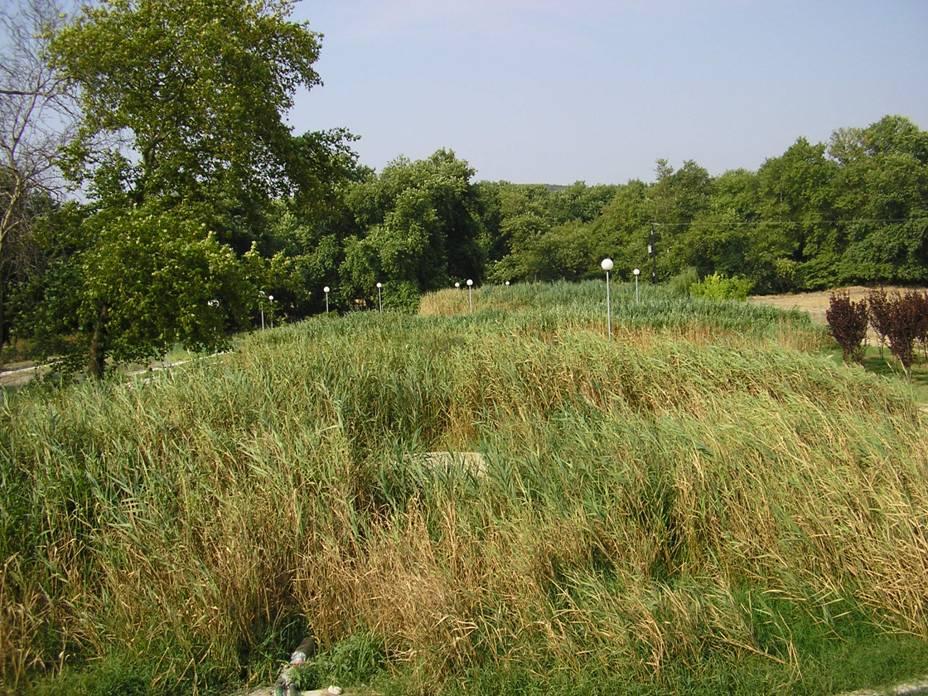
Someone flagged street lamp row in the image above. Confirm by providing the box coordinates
[600,259,642,339]
[258,266,635,335]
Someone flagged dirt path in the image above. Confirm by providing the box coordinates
[0,363,48,388]
[748,285,924,324]
[748,285,927,343]
[0,352,228,390]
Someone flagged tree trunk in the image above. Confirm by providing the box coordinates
[87,304,107,379]
[0,273,7,355]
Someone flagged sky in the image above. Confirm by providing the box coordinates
[288,0,928,185]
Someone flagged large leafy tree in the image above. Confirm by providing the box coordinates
[480,181,617,283]
[340,149,484,303]
[51,0,321,206]
[28,201,252,376]
[755,138,838,288]
[34,0,325,376]
[831,116,928,284]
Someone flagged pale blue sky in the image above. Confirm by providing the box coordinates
[289,0,928,184]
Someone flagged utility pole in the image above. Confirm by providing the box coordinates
[649,224,657,283]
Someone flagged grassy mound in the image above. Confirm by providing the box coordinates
[2,282,926,694]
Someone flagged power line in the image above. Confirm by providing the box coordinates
[642,217,928,229]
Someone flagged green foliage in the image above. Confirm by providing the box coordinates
[667,266,699,297]
[342,149,483,295]
[478,180,618,282]
[26,201,250,375]
[476,115,928,294]
[291,633,387,690]
[50,0,322,203]
[382,280,421,314]
[20,0,341,375]
[30,655,156,696]
[689,273,753,301]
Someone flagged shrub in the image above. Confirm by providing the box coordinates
[384,280,421,314]
[689,273,753,301]
[291,633,386,689]
[667,267,699,297]
[826,292,869,363]
[885,290,928,373]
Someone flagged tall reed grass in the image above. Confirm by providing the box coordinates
[1,281,925,694]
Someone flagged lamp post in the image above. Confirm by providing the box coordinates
[454,281,460,289]
[259,291,266,330]
[268,294,274,328]
[633,268,640,304]
[376,282,383,313]
[323,286,330,314]
[601,258,613,338]
[466,278,474,312]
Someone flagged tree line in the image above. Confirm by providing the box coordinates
[2,0,927,377]
[479,116,928,292]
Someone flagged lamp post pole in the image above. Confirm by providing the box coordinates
[376,282,383,313]
[268,295,274,328]
[601,258,613,338]
[633,268,640,304]
[323,286,330,314]
[466,279,474,312]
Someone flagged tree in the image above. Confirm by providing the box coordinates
[50,0,321,206]
[37,0,324,376]
[342,150,483,299]
[0,0,76,347]
[826,292,868,363]
[756,138,838,288]
[28,201,252,377]
[643,159,714,278]
[830,117,928,285]
[587,178,652,278]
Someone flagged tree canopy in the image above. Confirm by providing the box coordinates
[476,115,928,293]
[2,0,927,379]
[18,0,328,376]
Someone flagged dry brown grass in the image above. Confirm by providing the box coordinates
[2,284,926,693]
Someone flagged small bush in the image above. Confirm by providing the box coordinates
[291,632,387,689]
[867,289,891,354]
[31,654,155,696]
[667,267,699,297]
[689,273,753,301]
[826,292,869,363]
[885,290,928,373]
[384,280,422,314]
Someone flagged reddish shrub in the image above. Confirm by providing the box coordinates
[884,290,928,373]
[826,292,869,363]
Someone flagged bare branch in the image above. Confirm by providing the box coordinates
[0,0,78,263]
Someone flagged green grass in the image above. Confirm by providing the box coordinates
[859,347,928,403]
[2,281,927,695]
[823,344,928,404]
